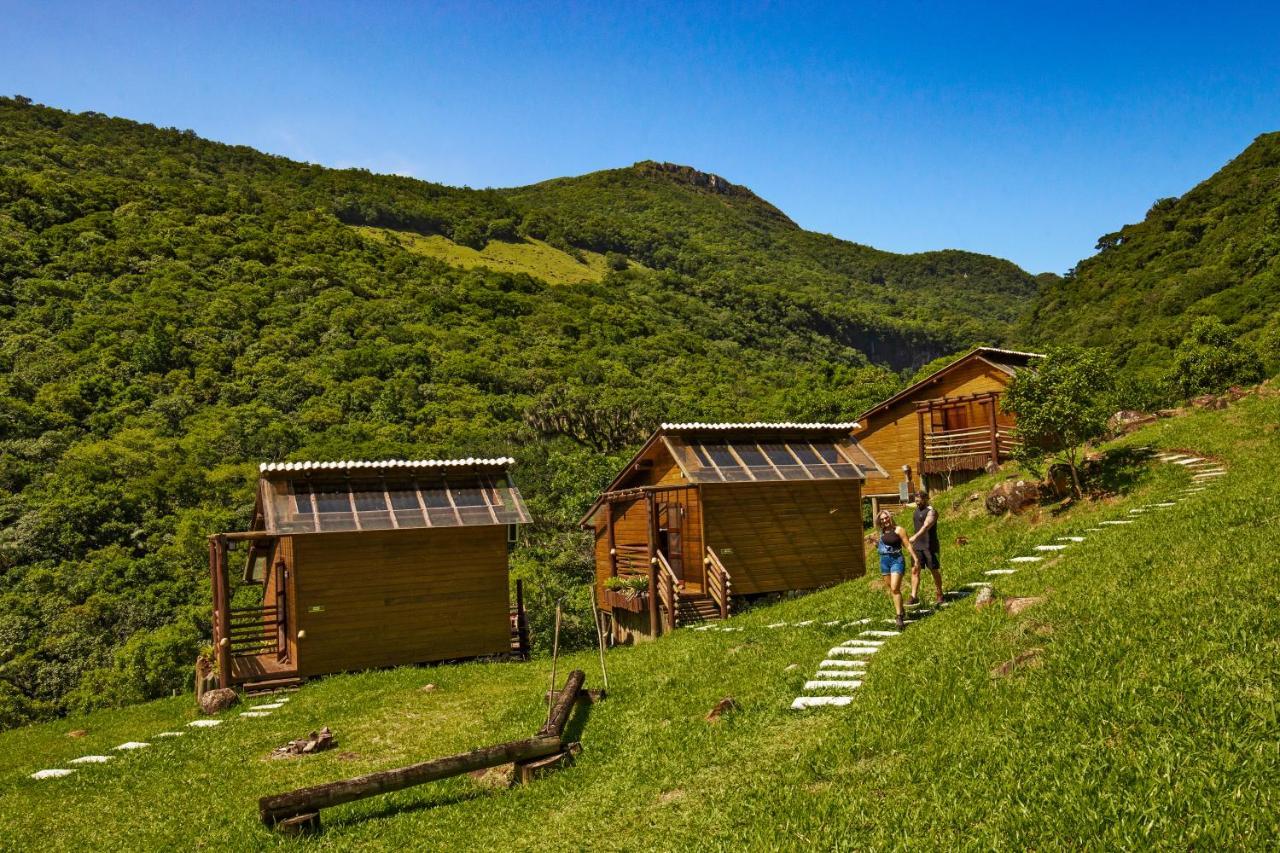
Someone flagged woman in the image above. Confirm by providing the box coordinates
[876,509,913,630]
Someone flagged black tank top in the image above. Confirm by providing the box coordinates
[914,505,940,552]
[880,529,903,553]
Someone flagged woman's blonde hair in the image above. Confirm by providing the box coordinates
[876,510,894,526]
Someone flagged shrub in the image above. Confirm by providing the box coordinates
[1168,317,1264,398]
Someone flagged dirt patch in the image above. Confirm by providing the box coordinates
[991,648,1044,679]
[706,697,738,723]
[66,729,87,738]
[657,788,686,805]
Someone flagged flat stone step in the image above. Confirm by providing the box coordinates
[1034,544,1068,550]
[69,755,113,764]
[985,569,1017,575]
[791,696,853,709]
[965,582,993,588]
[114,742,150,750]
[1099,520,1134,525]
[804,680,863,690]
[1057,536,1085,542]
[815,670,865,679]
[1009,556,1043,563]
[839,639,885,647]
[826,646,878,656]
[154,732,184,738]
[859,630,901,637]
[818,659,867,669]
[31,769,74,780]
[187,719,222,728]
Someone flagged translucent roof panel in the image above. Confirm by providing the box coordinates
[263,474,530,534]
[663,434,882,483]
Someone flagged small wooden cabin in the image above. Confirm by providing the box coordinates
[580,423,884,641]
[208,458,531,691]
[854,347,1042,503]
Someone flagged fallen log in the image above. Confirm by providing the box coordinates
[260,734,561,827]
[260,669,588,830]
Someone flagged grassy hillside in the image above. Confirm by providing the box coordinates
[0,96,1047,725]
[1027,132,1280,381]
[2,393,1275,849]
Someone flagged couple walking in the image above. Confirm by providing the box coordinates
[875,491,942,630]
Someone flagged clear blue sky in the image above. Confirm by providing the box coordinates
[4,1,1278,273]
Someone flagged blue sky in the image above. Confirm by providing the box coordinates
[3,1,1278,273]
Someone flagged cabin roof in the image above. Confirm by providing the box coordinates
[855,347,1042,424]
[579,422,883,527]
[259,457,515,474]
[255,458,530,535]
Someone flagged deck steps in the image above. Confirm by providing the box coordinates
[676,594,724,626]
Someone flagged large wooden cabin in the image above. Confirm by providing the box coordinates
[580,423,884,641]
[208,458,531,691]
[854,347,1042,504]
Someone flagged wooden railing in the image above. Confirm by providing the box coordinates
[921,425,1020,474]
[227,605,284,658]
[705,546,733,620]
[655,551,680,632]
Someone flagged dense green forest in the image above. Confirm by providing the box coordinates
[0,98,1044,727]
[1026,132,1280,384]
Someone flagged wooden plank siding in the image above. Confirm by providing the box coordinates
[290,527,510,676]
[857,358,1014,497]
[700,480,865,595]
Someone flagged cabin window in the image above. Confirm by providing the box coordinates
[788,444,835,478]
[761,443,811,480]
[313,488,358,531]
[293,489,314,516]
[388,487,426,527]
[451,486,495,525]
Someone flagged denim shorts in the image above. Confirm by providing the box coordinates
[879,552,905,575]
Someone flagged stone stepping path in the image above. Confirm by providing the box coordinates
[1057,536,1085,542]
[114,741,150,750]
[69,755,113,764]
[791,696,853,708]
[1009,556,1043,563]
[1034,544,1068,550]
[31,769,75,780]
[985,568,1017,576]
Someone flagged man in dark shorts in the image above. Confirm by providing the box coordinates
[908,490,943,606]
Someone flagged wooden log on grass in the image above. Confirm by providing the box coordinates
[259,669,588,829]
[259,734,562,827]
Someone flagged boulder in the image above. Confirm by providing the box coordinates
[985,480,1041,515]
[974,586,996,610]
[198,687,238,715]
[1004,596,1046,616]
[1107,410,1157,435]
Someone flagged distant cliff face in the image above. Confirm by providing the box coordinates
[629,160,798,225]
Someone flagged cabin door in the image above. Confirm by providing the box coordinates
[655,486,700,592]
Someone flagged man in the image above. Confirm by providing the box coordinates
[908,490,943,607]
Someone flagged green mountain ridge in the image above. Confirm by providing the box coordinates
[1025,131,1280,378]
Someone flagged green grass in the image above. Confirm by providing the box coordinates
[2,394,1277,849]
[352,225,645,285]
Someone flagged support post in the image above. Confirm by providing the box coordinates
[211,535,232,689]
[988,395,1000,464]
[605,500,617,578]
[917,407,927,478]
[646,492,659,637]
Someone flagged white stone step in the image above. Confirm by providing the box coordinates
[240,711,272,718]
[804,680,863,690]
[31,769,74,780]
[818,659,867,669]
[1099,520,1134,525]
[965,582,993,588]
[154,732,184,738]
[114,742,150,750]
[815,670,865,679]
[1010,556,1043,563]
[985,569,1017,576]
[791,696,853,709]
[840,639,885,647]
[1057,536,1085,542]
[188,719,222,728]
[1034,544,1068,550]
[826,645,878,656]
[859,630,901,637]
[69,755,113,764]
[1173,458,1202,465]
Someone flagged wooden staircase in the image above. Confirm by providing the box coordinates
[676,593,723,626]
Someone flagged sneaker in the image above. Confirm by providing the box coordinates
[906,596,920,607]
[895,614,906,630]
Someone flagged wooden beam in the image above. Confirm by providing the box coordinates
[646,491,659,638]
[259,735,562,827]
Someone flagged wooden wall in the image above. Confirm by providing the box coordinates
[857,357,1014,498]
[701,480,865,595]
[290,527,510,677]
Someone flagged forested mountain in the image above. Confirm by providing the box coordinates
[0,97,1043,726]
[1026,132,1280,382]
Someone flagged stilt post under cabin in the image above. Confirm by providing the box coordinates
[646,491,659,637]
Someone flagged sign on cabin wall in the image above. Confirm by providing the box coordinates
[899,481,910,502]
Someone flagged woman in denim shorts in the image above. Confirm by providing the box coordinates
[875,510,913,630]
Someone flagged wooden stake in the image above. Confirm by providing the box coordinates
[546,602,562,725]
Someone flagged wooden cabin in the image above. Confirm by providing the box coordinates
[580,423,885,641]
[853,347,1042,505]
[207,458,532,692]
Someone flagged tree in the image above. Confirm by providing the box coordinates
[1002,347,1115,498]
[1168,316,1264,399]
